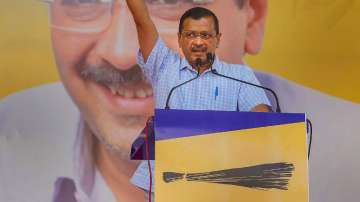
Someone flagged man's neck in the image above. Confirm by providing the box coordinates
[94,138,146,202]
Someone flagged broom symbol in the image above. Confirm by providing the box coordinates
[163,162,294,190]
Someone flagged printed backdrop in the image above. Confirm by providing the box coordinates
[1,0,360,103]
[1,1,360,202]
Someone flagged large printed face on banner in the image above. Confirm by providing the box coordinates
[49,0,266,152]
[1,1,360,201]
[2,0,360,103]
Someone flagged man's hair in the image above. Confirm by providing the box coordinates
[178,7,220,34]
[178,1,247,35]
[237,0,246,8]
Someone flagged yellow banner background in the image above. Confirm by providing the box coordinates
[1,1,359,102]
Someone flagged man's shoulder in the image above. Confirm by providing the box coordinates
[0,83,77,202]
[215,59,257,81]
[151,37,181,63]
[217,59,254,71]
[138,37,181,68]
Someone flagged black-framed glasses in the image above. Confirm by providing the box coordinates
[181,30,217,40]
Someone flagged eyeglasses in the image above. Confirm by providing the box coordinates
[181,30,217,40]
[43,0,214,33]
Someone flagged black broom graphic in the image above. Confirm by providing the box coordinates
[163,162,294,190]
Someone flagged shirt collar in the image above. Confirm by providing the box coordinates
[179,57,192,71]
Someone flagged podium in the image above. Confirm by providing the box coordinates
[132,109,309,202]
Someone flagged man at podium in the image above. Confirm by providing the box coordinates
[126,0,271,113]
[125,0,272,196]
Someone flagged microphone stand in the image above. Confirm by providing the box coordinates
[165,59,202,110]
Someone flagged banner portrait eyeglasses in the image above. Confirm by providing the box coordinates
[42,0,214,33]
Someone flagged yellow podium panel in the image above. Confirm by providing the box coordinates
[156,121,308,202]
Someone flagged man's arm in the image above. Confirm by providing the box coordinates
[126,0,158,62]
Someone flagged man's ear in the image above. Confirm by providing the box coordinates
[178,32,182,48]
[216,33,222,48]
[244,0,267,55]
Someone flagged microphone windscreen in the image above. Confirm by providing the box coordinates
[195,58,202,68]
[206,52,214,63]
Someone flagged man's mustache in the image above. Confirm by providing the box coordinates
[78,62,149,88]
[191,45,207,52]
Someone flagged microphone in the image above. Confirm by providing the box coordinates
[206,53,281,113]
[165,58,202,109]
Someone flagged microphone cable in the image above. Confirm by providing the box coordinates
[165,58,202,109]
[145,117,153,202]
[306,118,313,159]
[207,53,314,158]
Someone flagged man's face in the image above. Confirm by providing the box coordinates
[49,0,265,155]
[177,16,221,66]
[154,0,262,64]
